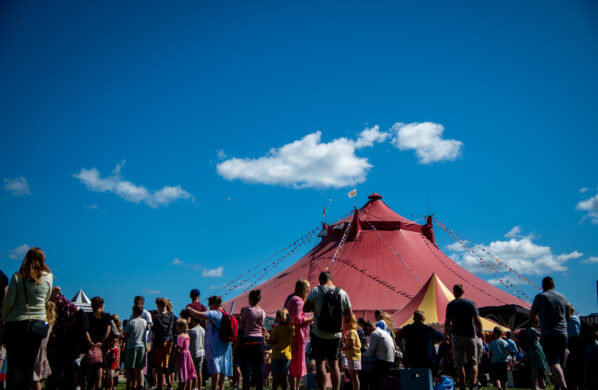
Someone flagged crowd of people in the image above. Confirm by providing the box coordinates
[1,247,597,390]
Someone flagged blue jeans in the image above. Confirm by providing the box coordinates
[241,336,264,390]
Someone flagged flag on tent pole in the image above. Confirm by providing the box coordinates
[322,207,327,217]
[347,189,357,198]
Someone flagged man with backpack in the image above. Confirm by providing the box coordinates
[303,271,352,390]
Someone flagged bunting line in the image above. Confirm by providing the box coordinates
[434,218,536,302]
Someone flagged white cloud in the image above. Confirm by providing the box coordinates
[216,126,390,189]
[580,187,589,194]
[577,194,598,224]
[390,122,464,164]
[8,244,30,260]
[202,266,224,278]
[504,226,522,238]
[142,288,161,295]
[74,161,193,208]
[581,256,598,264]
[3,177,31,196]
[352,125,391,148]
[446,241,467,252]
[448,236,582,276]
[172,258,184,265]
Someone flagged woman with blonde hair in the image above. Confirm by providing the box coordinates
[374,309,394,336]
[2,247,53,390]
[284,279,313,390]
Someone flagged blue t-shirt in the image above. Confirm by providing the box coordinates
[567,315,581,338]
[489,338,510,363]
[445,298,479,338]
[531,289,568,337]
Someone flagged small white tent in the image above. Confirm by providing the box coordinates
[71,289,92,312]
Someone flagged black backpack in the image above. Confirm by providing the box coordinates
[316,286,343,333]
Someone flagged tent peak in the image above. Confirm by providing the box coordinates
[368,192,382,200]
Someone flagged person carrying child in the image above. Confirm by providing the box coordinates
[175,319,197,390]
[340,314,361,390]
[270,308,295,390]
[488,327,509,390]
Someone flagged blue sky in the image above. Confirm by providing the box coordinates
[1,0,597,319]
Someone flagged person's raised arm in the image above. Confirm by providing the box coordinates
[187,306,209,320]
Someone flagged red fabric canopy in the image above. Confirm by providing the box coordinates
[225,193,530,320]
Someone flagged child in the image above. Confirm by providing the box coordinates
[270,308,295,390]
[527,317,548,390]
[340,314,361,390]
[105,336,120,390]
[175,319,196,390]
[488,326,509,390]
[124,304,147,390]
[33,301,56,390]
[188,317,205,390]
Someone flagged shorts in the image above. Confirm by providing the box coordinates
[451,334,477,368]
[193,356,204,376]
[347,359,361,371]
[491,362,508,383]
[150,341,173,367]
[125,346,146,369]
[109,369,116,378]
[540,334,567,365]
[271,359,290,375]
[310,334,341,362]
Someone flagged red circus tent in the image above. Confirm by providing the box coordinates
[225,193,530,321]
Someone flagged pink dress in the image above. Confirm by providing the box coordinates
[286,295,310,378]
[176,334,197,382]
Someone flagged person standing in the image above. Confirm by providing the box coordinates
[284,279,313,390]
[303,271,353,390]
[2,248,53,390]
[400,310,445,371]
[362,321,394,389]
[188,316,205,390]
[129,296,152,389]
[488,327,509,390]
[124,304,147,390]
[151,298,175,390]
[565,303,584,390]
[444,284,483,390]
[187,296,232,390]
[530,276,569,390]
[86,296,112,390]
[239,289,266,390]
[186,289,207,328]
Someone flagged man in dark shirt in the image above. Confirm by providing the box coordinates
[186,288,206,327]
[400,310,445,371]
[444,284,482,390]
[530,276,569,390]
[151,298,175,390]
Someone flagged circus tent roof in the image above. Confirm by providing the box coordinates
[392,273,508,331]
[225,193,530,321]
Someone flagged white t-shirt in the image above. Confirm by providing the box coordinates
[307,285,351,339]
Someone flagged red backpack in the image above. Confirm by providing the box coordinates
[216,309,238,343]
